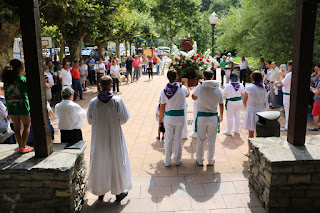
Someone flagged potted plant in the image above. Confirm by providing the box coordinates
[168,42,217,87]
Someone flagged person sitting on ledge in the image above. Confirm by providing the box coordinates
[55,87,86,144]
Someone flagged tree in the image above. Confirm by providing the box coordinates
[41,0,96,61]
[152,0,201,52]
[0,0,20,68]
[215,0,320,64]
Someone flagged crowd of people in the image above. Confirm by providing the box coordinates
[0,51,319,202]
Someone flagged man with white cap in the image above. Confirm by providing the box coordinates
[159,70,189,167]
[227,53,233,62]
[192,70,224,166]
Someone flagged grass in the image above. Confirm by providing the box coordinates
[232,56,260,70]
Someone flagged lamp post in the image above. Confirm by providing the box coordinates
[209,12,218,57]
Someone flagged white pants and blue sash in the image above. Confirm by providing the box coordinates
[163,109,185,166]
[195,112,220,165]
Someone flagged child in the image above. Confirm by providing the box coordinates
[224,60,232,84]
[45,76,52,103]
[44,65,54,103]
[147,56,153,80]
[155,102,165,140]
[223,73,245,136]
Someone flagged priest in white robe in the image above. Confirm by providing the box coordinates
[87,75,132,202]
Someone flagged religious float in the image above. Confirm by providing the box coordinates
[168,39,218,87]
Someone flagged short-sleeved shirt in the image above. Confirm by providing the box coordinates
[88,59,95,71]
[282,72,292,94]
[71,67,80,79]
[133,59,140,68]
[193,81,223,113]
[4,75,30,115]
[126,59,133,70]
[79,65,87,76]
[160,85,188,112]
[220,60,228,68]
[223,83,245,99]
[60,68,72,86]
[314,85,320,102]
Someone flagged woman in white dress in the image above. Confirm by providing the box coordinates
[223,73,245,136]
[242,71,269,156]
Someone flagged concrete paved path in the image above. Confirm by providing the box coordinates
[49,71,317,213]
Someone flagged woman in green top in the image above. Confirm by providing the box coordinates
[2,59,33,153]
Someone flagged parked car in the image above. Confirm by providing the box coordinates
[155,46,170,56]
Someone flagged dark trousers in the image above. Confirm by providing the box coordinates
[221,70,225,85]
[96,72,104,91]
[213,68,216,80]
[240,69,247,87]
[112,78,119,92]
[72,79,83,100]
[147,68,153,79]
[88,70,96,84]
[61,129,83,144]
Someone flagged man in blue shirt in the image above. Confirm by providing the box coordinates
[87,56,96,85]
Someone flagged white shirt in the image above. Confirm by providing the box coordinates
[223,83,245,99]
[240,60,248,70]
[60,68,72,86]
[193,80,223,113]
[227,56,233,62]
[55,100,86,130]
[267,69,272,81]
[97,63,106,73]
[282,72,292,94]
[245,84,268,111]
[224,65,231,77]
[44,71,54,86]
[110,65,121,78]
[160,85,189,111]
[270,67,279,82]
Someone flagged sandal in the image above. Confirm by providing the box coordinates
[308,128,319,131]
[244,152,250,157]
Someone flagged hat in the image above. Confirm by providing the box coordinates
[228,53,231,55]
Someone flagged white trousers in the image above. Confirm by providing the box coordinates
[182,106,188,138]
[190,100,199,138]
[283,95,290,129]
[196,116,218,164]
[163,116,185,166]
[226,101,242,134]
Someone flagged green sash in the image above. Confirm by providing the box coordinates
[195,112,220,133]
[283,92,290,96]
[225,96,242,110]
[165,109,184,116]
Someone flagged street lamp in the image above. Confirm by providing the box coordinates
[209,12,218,57]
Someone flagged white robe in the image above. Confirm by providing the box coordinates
[87,96,132,196]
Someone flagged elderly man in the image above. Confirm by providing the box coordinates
[192,70,224,166]
[59,62,72,89]
[87,76,131,202]
[239,56,249,87]
[219,56,228,86]
[55,87,86,144]
[269,61,280,109]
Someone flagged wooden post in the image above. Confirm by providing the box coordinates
[287,0,318,146]
[18,0,53,157]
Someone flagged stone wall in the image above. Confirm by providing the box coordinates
[249,136,320,213]
[0,144,87,213]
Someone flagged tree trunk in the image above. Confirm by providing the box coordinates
[129,41,132,56]
[170,36,173,53]
[95,39,107,58]
[0,22,20,69]
[116,40,120,58]
[66,39,82,61]
[125,40,128,56]
[59,41,65,63]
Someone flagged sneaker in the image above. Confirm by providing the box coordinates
[223,131,232,136]
[19,146,34,153]
[116,192,128,202]
[196,161,203,166]
[80,98,85,100]
[207,160,215,166]
[175,161,182,166]
[308,128,319,131]
[161,137,164,141]
[233,131,240,134]
[280,128,288,131]
[156,136,160,140]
